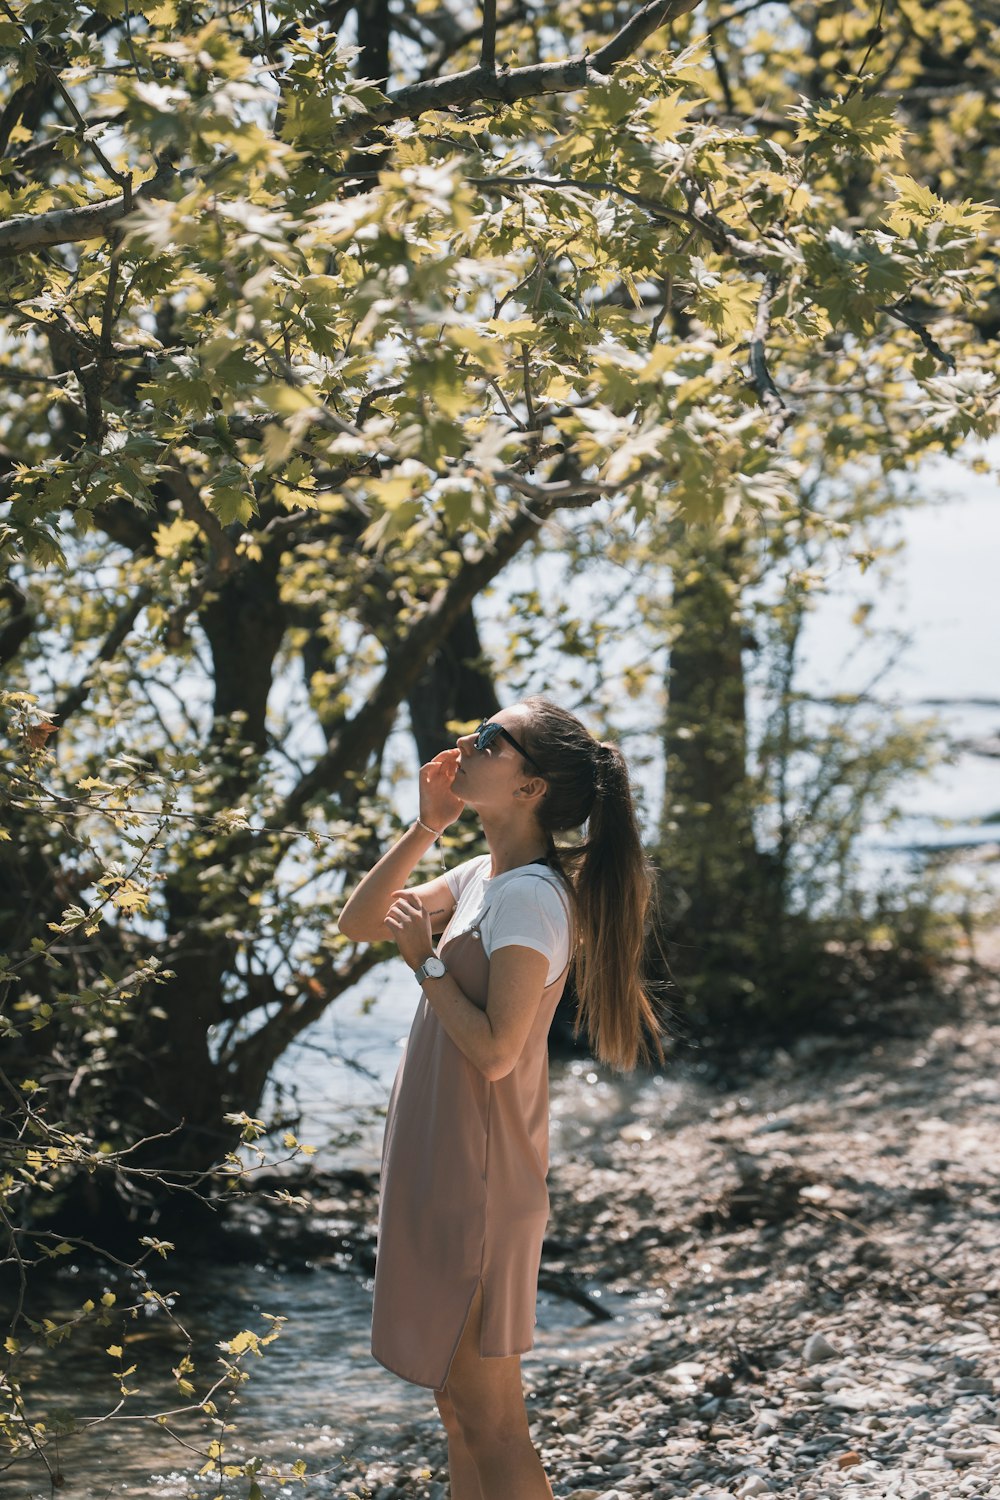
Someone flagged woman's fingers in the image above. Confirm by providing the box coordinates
[387,892,424,917]
[423,748,460,777]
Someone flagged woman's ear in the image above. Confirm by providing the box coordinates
[516,777,547,802]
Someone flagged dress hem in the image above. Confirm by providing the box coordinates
[370,1338,535,1391]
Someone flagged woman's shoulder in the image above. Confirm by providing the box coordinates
[493,866,571,918]
[504,861,569,889]
[443,852,491,896]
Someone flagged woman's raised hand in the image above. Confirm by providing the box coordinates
[419,748,464,832]
[384,891,434,968]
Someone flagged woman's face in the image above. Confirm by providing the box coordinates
[452,706,543,811]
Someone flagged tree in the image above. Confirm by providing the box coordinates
[1,0,997,1228]
[644,0,999,1021]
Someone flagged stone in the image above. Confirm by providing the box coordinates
[803,1331,839,1364]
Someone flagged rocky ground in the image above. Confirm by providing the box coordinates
[336,964,1000,1500]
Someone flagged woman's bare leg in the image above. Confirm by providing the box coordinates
[443,1284,553,1500]
[433,1388,485,1500]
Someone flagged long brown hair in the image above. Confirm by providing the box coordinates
[518,697,664,1072]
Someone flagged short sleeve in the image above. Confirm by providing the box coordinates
[444,854,491,903]
[484,875,572,985]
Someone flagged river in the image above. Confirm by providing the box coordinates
[21,1061,677,1500]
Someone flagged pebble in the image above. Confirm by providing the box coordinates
[803,1331,839,1364]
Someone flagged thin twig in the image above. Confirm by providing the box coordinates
[879,303,957,370]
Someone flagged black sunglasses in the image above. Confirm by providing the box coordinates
[474,719,545,773]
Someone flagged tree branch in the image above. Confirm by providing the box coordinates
[0,154,176,256]
[0,0,131,197]
[473,173,769,268]
[481,0,497,72]
[323,0,703,149]
[879,302,957,370]
[0,581,36,667]
[163,468,242,574]
[589,0,701,72]
[276,493,570,823]
[747,274,794,443]
[0,3,706,256]
[417,2,527,82]
[225,946,385,1086]
[52,583,154,732]
[496,466,650,502]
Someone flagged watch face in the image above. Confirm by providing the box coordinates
[422,956,446,979]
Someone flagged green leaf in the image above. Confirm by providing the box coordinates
[645,91,696,142]
[208,487,255,526]
[884,175,996,235]
[794,92,906,161]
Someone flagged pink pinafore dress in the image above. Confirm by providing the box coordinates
[371,875,570,1389]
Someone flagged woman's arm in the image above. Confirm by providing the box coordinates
[384,892,550,1081]
[337,823,446,942]
[337,748,463,942]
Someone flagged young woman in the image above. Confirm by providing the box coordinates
[338,697,661,1500]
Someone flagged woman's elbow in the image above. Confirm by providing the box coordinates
[481,1051,517,1083]
[338,910,391,944]
[337,909,369,942]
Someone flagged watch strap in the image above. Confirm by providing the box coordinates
[415,955,446,984]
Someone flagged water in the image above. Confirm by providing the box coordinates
[796,468,1000,860]
[20,1291,660,1500]
[16,1061,677,1500]
[20,1273,633,1498]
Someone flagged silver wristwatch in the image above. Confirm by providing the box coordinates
[414,955,446,985]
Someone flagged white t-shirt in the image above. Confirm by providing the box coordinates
[442,855,572,986]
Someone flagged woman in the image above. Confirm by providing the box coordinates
[338,697,661,1500]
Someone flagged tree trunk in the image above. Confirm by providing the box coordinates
[200,544,286,757]
[406,606,501,762]
[657,531,760,1014]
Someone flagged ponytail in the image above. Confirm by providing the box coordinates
[519,699,664,1072]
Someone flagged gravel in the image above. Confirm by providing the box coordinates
[334,976,1000,1499]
